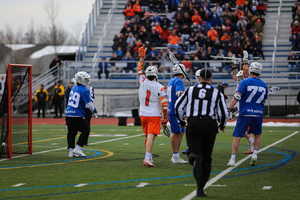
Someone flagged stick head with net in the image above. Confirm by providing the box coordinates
[162,126,171,137]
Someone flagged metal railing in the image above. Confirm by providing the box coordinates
[76,0,103,61]
[271,0,282,75]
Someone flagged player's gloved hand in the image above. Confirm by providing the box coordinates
[161,118,168,126]
[138,44,147,58]
[179,121,186,128]
[93,108,98,114]
[228,108,233,119]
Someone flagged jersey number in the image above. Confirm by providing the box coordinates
[68,91,80,108]
[246,86,266,103]
[145,90,151,106]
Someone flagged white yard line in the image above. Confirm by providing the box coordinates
[0,133,144,162]
[181,131,299,200]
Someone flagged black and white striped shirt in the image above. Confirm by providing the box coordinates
[175,83,228,127]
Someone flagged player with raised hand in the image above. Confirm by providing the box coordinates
[138,45,168,167]
[167,64,188,164]
[66,71,97,158]
[227,62,268,167]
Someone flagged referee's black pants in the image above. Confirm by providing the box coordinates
[186,118,218,190]
[84,108,93,144]
[66,117,90,149]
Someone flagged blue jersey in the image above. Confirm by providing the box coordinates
[66,85,91,117]
[167,77,185,115]
[237,77,268,116]
[194,82,215,88]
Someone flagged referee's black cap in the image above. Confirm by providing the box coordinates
[200,68,212,78]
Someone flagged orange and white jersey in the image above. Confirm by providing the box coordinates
[139,75,166,117]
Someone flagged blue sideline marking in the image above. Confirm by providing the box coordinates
[0,149,101,170]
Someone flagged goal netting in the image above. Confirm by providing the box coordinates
[0,64,32,159]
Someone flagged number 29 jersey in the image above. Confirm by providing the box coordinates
[66,84,92,117]
[139,75,166,117]
[237,77,268,116]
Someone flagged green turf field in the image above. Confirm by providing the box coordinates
[0,125,299,200]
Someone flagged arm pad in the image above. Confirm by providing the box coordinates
[138,61,144,75]
[234,93,241,101]
[160,96,169,121]
[86,102,95,113]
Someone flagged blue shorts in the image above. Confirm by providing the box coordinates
[168,114,185,134]
[233,116,263,137]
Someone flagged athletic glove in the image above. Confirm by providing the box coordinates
[137,61,144,75]
[93,108,98,114]
[138,44,147,58]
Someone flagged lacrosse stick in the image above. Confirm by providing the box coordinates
[169,51,193,86]
[94,113,98,119]
[269,85,281,95]
[158,93,170,137]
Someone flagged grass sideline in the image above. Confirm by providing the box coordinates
[0,125,299,200]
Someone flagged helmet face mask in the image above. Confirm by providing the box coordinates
[145,65,158,79]
[172,64,186,77]
[249,62,262,75]
[236,70,244,83]
[75,71,91,86]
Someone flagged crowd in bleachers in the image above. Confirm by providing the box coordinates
[110,0,267,73]
[289,1,300,72]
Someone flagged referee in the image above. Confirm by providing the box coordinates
[175,68,228,197]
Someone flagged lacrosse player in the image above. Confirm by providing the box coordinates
[66,71,97,157]
[227,62,268,167]
[137,45,168,167]
[167,64,188,164]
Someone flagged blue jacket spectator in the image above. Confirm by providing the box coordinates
[152,13,162,25]
[177,47,185,58]
[98,57,110,79]
[210,13,221,27]
[122,52,135,73]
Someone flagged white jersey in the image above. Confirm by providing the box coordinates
[139,75,166,117]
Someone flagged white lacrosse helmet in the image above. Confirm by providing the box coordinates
[75,71,91,86]
[236,70,244,83]
[249,62,262,75]
[195,69,201,83]
[145,65,158,79]
[172,64,186,76]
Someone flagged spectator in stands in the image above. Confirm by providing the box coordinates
[98,57,110,79]
[292,1,298,20]
[161,15,171,28]
[290,34,298,50]
[192,11,202,26]
[288,51,298,72]
[49,55,61,77]
[237,16,247,31]
[183,12,192,27]
[192,56,203,72]
[251,32,263,42]
[110,52,122,72]
[206,46,215,60]
[219,25,227,38]
[115,38,127,55]
[123,4,135,20]
[145,41,152,55]
[161,25,171,45]
[198,7,205,18]
[149,27,160,46]
[188,32,197,52]
[166,9,173,21]
[201,21,210,36]
[196,31,206,50]
[154,22,163,35]
[156,0,165,13]
[242,40,254,60]
[221,7,233,24]
[182,55,192,72]
[140,0,149,13]
[232,32,242,45]
[230,42,243,58]
[255,19,263,33]
[148,46,159,58]
[211,12,221,27]
[252,35,265,60]
[199,52,209,68]
[129,18,136,29]
[138,26,149,43]
[126,32,136,46]
[180,23,191,43]
[221,32,232,41]
[250,0,258,14]
[133,1,143,17]
[167,29,181,51]
[213,2,223,16]
[221,34,233,54]
[205,37,213,48]
[149,0,155,12]
[202,10,212,23]
[291,15,299,28]
[152,12,162,25]
[190,22,200,34]
[236,0,245,9]
[213,37,222,54]
[177,46,186,58]
[35,84,49,118]
[207,26,218,41]
[174,12,184,28]
[147,52,161,69]
[122,52,135,73]
[235,7,245,19]
[256,0,266,16]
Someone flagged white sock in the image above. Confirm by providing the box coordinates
[173,152,179,158]
[145,152,152,160]
[231,154,236,161]
[248,138,254,144]
[253,149,258,156]
[76,144,81,150]
[69,148,73,153]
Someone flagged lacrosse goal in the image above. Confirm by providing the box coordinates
[0,64,32,159]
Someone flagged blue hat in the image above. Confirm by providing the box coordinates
[102,56,106,59]
[222,80,228,86]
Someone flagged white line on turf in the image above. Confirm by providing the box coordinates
[12,183,26,187]
[74,183,88,187]
[136,182,148,187]
[262,186,272,190]
[0,134,144,162]
[181,131,299,200]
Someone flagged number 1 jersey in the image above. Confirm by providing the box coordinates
[237,77,268,116]
[66,85,92,117]
[139,75,166,117]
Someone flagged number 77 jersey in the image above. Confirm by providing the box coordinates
[139,75,166,117]
[237,77,268,116]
